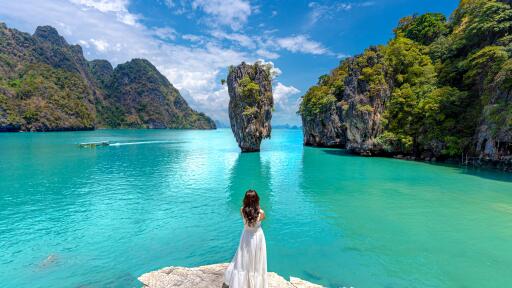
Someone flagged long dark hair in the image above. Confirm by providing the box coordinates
[242,189,260,226]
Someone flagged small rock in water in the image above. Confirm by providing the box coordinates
[37,254,58,270]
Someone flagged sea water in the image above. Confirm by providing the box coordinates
[1,129,511,287]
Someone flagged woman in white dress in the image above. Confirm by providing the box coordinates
[224,189,267,288]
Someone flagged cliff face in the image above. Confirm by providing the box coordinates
[475,61,512,166]
[106,59,215,129]
[0,23,215,131]
[0,24,96,131]
[301,47,392,154]
[302,103,345,147]
[227,62,273,152]
[300,0,512,169]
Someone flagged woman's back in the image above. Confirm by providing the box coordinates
[224,190,268,288]
[242,208,264,230]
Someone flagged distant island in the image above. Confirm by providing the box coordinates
[0,23,215,132]
[273,124,301,129]
[215,121,301,130]
[299,0,512,170]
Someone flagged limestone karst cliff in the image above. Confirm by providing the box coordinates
[227,62,273,152]
[299,0,512,170]
[0,23,215,131]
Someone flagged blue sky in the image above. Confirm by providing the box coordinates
[0,0,459,125]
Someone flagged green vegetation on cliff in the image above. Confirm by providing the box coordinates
[0,63,95,131]
[300,0,512,161]
[0,23,215,131]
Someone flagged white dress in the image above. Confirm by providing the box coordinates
[224,209,268,288]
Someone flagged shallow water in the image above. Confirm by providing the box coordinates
[1,129,512,288]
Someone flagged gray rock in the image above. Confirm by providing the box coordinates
[475,66,512,164]
[302,102,345,147]
[302,46,391,155]
[227,62,273,152]
[138,263,323,288]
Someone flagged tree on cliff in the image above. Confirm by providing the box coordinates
[299,0,512,163]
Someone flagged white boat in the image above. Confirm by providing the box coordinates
[79,141,109,148]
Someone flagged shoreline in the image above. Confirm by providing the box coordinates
[306,144,512,173]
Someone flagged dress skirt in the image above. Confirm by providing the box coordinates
[224,224,267,288]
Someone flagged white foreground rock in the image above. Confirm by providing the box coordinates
[138,263,323,288]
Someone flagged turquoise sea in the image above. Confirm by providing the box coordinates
[1,129,512,288]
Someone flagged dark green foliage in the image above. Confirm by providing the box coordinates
[495,59,512,91]
[88,59,113,90]
[462,46,508,92]
[395,13,448,45]
[300,0,512,158]
[383,37,438,150]
[451,0,512,49]
[299,85,336,119]
[238,76,261,103]
[237,76,262,116]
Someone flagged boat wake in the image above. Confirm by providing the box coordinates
[108,140,182,146]
[79,140,182,148]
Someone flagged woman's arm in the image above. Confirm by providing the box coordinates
[259,209,266,221]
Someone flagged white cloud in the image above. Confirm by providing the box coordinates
[274,82,300,106]
[70,0,128,12]
[191,0,251,30]
[307,1,374,27]
[89,38,109,51]
[210,30,255,48]
[256,49,279,59]
[182,34,204,44]
[273,82,301,124]
[152,27,177,41]
[163,0,174,8]
[255,59,281,79]
[117,12,139,26]
[78,39,90,48]
[55,21,73,36]
[275,35,329,55]
[70,0,140,27]
[307,2,329,26]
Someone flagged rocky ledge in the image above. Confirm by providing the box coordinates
[138,263,323,288]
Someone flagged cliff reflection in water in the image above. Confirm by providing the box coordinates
[227,152,272,211]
